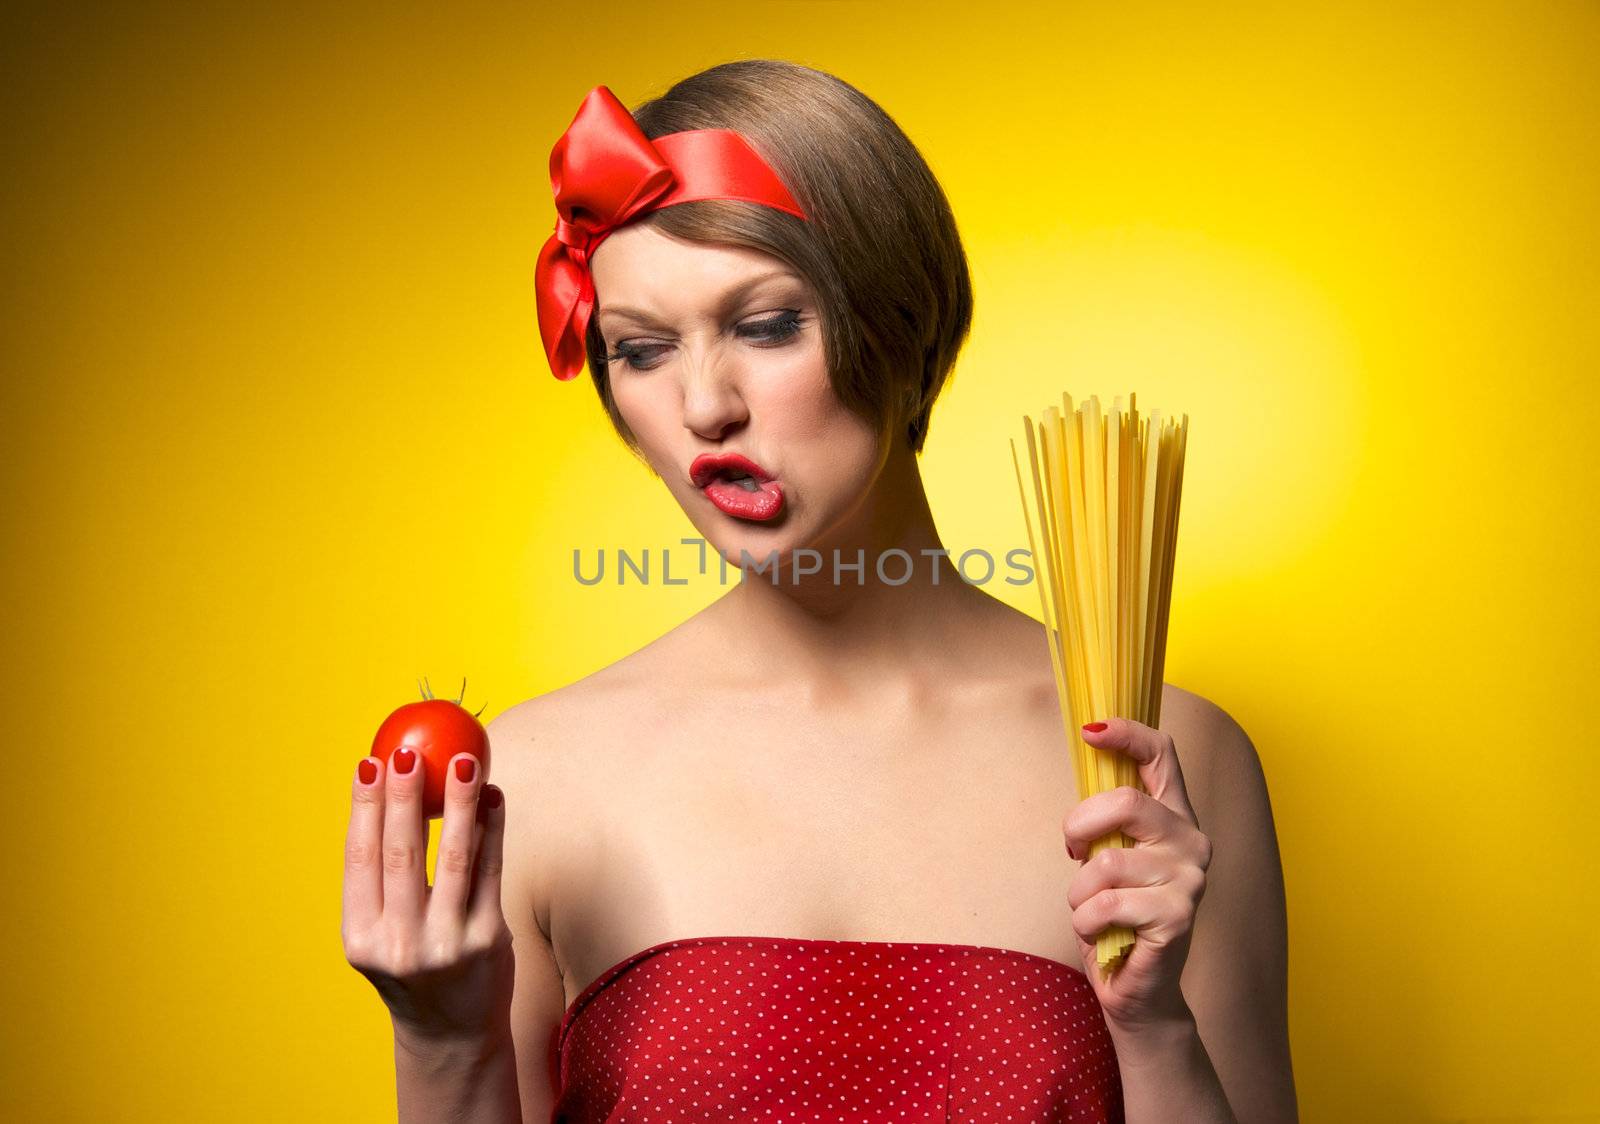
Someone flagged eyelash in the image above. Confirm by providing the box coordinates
[605,310,805,372]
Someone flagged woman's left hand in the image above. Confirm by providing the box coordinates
[1062,716,1213,1035]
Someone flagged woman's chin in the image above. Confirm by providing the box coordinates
[683,497,855,581]
[686,500,791,551]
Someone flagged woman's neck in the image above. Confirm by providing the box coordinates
[706,447,996,691]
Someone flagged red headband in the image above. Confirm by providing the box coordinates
[534,85,810,382]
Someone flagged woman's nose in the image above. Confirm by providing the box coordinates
[679,353,749,441]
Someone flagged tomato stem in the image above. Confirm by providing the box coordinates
[416,675,483,717]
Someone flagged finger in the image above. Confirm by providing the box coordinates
[1064,784,1195,853]
[381,746,427,922]
[1080,718,1198,825]
[1070,883,1193,949]
[343,756,386,934]
[465,784,507,935]
[427,753,485,923]
[1066,841,1191,912]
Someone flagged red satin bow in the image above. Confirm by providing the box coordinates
[534,85,809,382]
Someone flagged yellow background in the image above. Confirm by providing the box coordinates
[4,3,1596,1121]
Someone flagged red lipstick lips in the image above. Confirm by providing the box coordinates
[689,452,785,522]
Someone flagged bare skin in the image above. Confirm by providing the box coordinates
[348,221,1296,1123]
[493,580,1289,1120]
[506,580,1215,1002]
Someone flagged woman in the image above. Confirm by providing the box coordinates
[342,59,1296,1123]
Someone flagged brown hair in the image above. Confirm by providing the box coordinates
[583,59,973,455]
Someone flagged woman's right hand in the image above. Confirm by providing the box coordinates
[341,746,515,1053]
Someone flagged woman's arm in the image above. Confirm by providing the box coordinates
[498,815,567,1122]
[388,705,570,1124]
[490,705,569,1124]
[1108,1007,1237,1122]
[1175,700,1298,1122]
[393,1019,522,1124]
[1063,704,1296,1124]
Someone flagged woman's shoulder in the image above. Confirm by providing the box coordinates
[1158,683,1263,802]
[484,612,707,763]
[478,642,686,909]
[486,662,656,766]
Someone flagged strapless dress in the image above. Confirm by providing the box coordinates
[545,934,1123,1122]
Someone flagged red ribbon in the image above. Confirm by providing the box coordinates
[534,85,809,382]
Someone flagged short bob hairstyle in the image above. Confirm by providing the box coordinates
[583,59,973,456]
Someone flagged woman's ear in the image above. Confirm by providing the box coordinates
[893,384,921,455]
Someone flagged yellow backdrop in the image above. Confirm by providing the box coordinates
[5,3,1595,1121]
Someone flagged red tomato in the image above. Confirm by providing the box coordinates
[370,682,490,819]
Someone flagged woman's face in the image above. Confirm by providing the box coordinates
[589,222,885,568]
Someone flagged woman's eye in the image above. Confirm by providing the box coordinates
[606,342,669,371]
[738,311,803,345]
[606,312,803,371]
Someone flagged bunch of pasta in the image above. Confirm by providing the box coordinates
[1010,393,1189,979]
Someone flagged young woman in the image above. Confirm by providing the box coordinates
[342,59,1296,1124]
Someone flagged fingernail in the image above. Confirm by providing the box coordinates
[1067,840,1083,862]
[394,747,416,775]
[358,759,377,785]
[482,785,503,809]
[1082,721,1108,733]
[455,756,476,783]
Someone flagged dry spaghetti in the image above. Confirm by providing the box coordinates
[1010,393,1189,979]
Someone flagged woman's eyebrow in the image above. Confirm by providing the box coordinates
[598,269,804,330]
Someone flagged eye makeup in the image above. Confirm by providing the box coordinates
[605,309,807,371]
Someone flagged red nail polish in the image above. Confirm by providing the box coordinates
[455,756,476,783]
[394,747,416,774]
[482,785,503,809]
[358,759,377,785]
[1082,721,1108,733]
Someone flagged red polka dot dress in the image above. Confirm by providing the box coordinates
[547,935,1123,1122]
